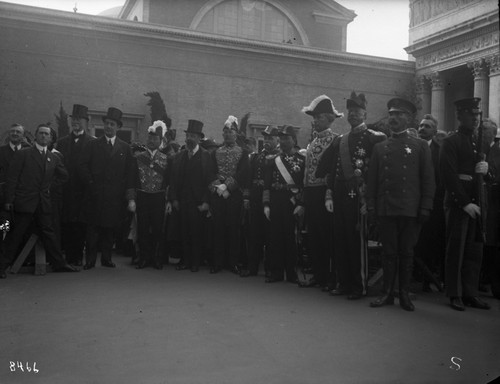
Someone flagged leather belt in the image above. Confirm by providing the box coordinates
[458,174,473,181]
[271,182,295,191]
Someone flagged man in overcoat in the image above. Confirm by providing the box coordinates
[79,107,135,269]
[56,104,96,266]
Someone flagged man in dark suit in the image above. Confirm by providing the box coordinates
[168,120,214,272]
[367,98,435,311]
[79,107,135,270]
[0,124,78,279]
[56,104,96,266]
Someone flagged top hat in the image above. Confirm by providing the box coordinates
[185,119,204,138]
[102,107,123,127]
[346,91,367,110]
[454,98,481,114]
[277,125,298,138]
[302,95,343,117]
[70,104,89,121]
[387,98,417,115]
[262,125,279,136]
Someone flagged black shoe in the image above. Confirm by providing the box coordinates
[101,261,116,268]
[329,288,348,296]
[153,262,163,270]
[83,263,95,270]
[0,271,7,279]
[54,264,80,273]
[450,297,465,311]
[175,264,187,271]
[399,292,415,311]
[230,265,240,275]
[370,294,394,307]
[190,267,199,272]
[347,293,363,300]
[463,296,490,310]
[209,266,221,274]
[239,269,251,277]
[136,260,147,269]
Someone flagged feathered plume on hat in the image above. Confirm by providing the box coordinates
[224,115,239,130]
[147,120,168,137]
[301,95,343,117]
[347,91,367,110]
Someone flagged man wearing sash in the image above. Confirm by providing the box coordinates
[263,125,305,283]
[367,98,435,311]
[128,121,170,269]
[301,95,342,291]
[318,92,386,299]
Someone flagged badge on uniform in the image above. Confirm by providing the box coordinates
[404,145,412,154]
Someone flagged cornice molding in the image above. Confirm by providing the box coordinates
[0,2,415,74]
[312,11,351,25]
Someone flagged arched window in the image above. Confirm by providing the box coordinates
[195,0,302,45]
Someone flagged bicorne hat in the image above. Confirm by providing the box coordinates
[387,98,417,115]
[346,91,367,110]
[185,119,204,138]
[102,107,123,127]
[302,95,343,117]
[262,125,279,136]
[278,125,298,138]
[70,104,89,121]
[454,98,481,114]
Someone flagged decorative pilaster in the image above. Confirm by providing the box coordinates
[430,72,446,130]
[486,55,500,125]
[415,75,431,119]
[468,59,489,117]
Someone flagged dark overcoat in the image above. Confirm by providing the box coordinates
[78,136,134,228]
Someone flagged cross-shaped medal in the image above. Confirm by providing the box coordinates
[348,190,356,199]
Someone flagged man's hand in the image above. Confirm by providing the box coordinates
[127,200,136,213]
[216,184,227,196]
[463,203,481,218]
[264,206,271,221]
[222,190,230,199]
[325,199,333,213]
[165,202,172,215]
[198,202,209,212]
[293,205,305,217]
[475,161,488,175]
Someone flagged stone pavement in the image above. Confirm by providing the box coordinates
[1,255,499,384]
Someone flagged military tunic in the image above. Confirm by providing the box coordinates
[263,151,305,282]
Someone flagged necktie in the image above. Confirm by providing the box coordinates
[14,146,18,152]
[108,140,113,150]
[188,150,194,159]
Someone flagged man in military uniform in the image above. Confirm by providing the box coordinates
[301,95,342,290]
[440,98,491,311]
[263,125,305,283]
[367,98,435,311]
[317,91,386,300]
[128,121,170,269]
[209,116,250,274]
[56,104,96,266]
[240,125,280,278]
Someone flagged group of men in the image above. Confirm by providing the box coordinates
[0,93,498,315]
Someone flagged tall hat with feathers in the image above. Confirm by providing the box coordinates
[302,95,343,117]
[224,115,239,131]
[347,91,367,110]
[147,120,168,137]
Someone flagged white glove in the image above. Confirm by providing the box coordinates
[217,184,227,196]
[463,203,480,218]
[325,199,333,213]
[127,200,136,213]
[293,205,305,217]
[475,161,488,175]
[264,206,271,221]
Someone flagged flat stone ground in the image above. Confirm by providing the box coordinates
[1,255,499,384]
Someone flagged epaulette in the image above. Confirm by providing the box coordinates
[367,129,385,136]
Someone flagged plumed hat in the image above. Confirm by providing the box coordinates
[346,91,367,110]
[223,115,239,131]
[302,95,343,117]
[147,120,168,137]
[262,125,279,136]
[102,107,123,127]
[387,98,417,115]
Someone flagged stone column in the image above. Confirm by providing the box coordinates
[430,72,446,129]
[486,55,500,125]
[415,75,431,119]
[468,59,489,117]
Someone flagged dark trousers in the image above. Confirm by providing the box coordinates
[85,224,114,265]
[333,188,367,295]
[1,208,66,272]
[211,191,242,268]
[378,216,421,294]
[62,222,87,264]
[180,200,205,269]
[137,191,165,265]
[304,186,334,287]
[247,198,270,275]
[269,190,297,282]
[444,207,483,298]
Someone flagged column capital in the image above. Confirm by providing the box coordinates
[429,72,444,89]
[415,75,430,94]
[467,59,488,79]
[486,55,500,76]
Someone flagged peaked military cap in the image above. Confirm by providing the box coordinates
[387,98,417,115]
[346,91,367,110]
[454,98,481,114]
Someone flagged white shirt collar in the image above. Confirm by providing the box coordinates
[35,143,47,153]
[147,149,157,158]
[9,142,21,151]
[106,136,116,145]
[190,145,200,155]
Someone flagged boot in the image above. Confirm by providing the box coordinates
[370,257,396,308]
[399,256,415,312]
